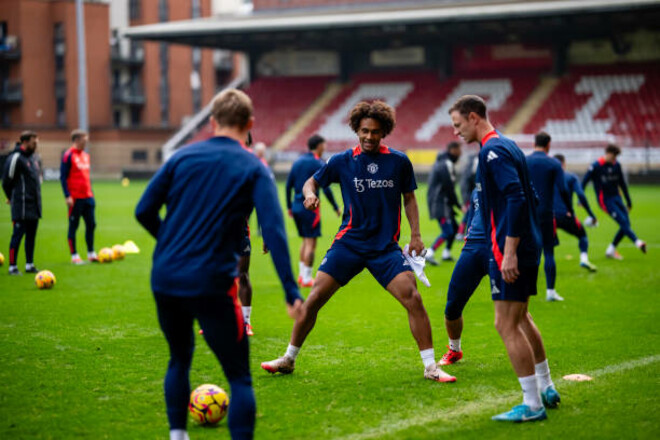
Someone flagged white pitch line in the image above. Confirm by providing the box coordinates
[337,354,660,440]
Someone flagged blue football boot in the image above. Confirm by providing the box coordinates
[541,386,561,409]
[492,404,547,422]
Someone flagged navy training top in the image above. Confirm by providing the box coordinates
[464,183,486,244]
[477,131,541,269]
[313,144,416,255]
[553,171,595,218]
[526,150,572,217]
[582,157,632,209]
[135,136,301,304]
[286,152,339,212]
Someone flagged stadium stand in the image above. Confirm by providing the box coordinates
[523,63,660,147]
[188,75,334,146]
[290,71,540,152]
[183,62,659,172]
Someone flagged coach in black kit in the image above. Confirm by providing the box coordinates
[2,131,42,275]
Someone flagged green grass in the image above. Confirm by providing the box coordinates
[1,181,658,439]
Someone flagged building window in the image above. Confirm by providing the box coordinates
[56,98,66,127]
[132,150,148,163]
[129,0,141,21]
[130,107,141,127]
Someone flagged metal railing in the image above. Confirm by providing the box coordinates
[112,82,146,105]
[0,79,22,103]
[161,75,248,162]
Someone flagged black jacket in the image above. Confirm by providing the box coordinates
[2,146,42,221]
[460,153,479,206]
[427,152,461,220]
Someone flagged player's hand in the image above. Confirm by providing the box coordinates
[566,211,573,218]
[262,242,269,254]
[627,205,632,212]
[288,209,293,218]
[65,196,74,208]
[409,234,424,256]
[287,298,303,320]
[303,194,319,211]
[335,208,342,217]
[501,253,520,284]
[5,198,9,205]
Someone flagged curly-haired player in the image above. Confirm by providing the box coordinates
[261,100,455,383]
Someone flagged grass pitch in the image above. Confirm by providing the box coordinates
[1,181,658,439]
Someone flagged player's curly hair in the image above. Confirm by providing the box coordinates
[348,100,396,138]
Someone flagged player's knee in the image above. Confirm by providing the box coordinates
[444,299,464,321]
[402,287,424,311]
[494,314,516,336]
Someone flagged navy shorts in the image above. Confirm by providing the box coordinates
[445,242,490,320]
[239,234,251,257]
[489,260,539,302]
[555,214,586,238]
[318,242,412,289]
[292,205,321,238]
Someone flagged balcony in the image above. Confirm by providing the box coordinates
[112,82,145,106]
[0,36,21,61]
[0,79,22,104]
[111,42,145,67]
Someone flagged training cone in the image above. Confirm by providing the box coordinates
[123,240,140,254]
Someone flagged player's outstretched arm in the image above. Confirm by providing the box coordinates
[403,191,424,255]
[253,169,303,306]
[617,165,633,209]
[135,164,170,238]
[574,178,596,220]
[302,176,320,211]
[555,167,573,216]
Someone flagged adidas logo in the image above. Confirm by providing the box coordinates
[487,151,499,162]
[491,280,500,294]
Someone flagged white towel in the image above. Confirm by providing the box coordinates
[403,244,431,287]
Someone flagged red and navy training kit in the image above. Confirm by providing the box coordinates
[2,146,42,266]
[445,184,490,320]
[135,136,302,437]
[313,144,415,288]
[526,151,572,291]
[554,171,595,253]
[477,131,542,302]
[582,157,638,246]
[286,151,339,238]
[60,146,95,255]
